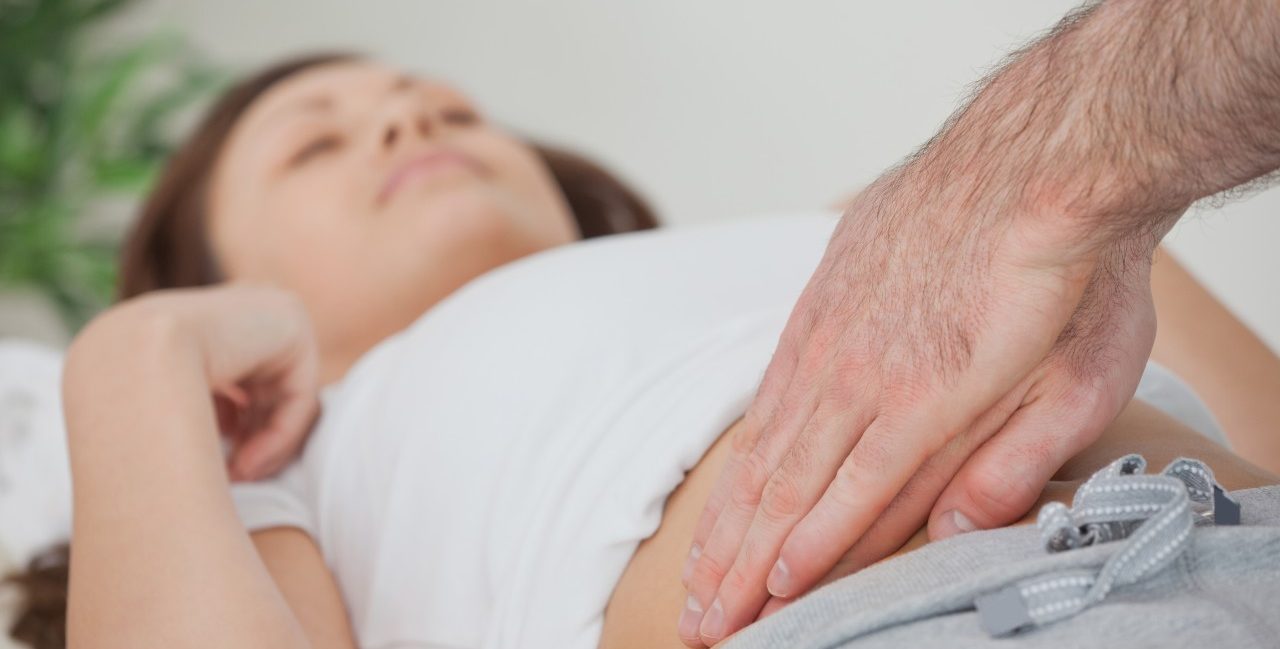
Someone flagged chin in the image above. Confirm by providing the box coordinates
[394,182,571,258]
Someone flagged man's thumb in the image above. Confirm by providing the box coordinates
[927,397,1104,540]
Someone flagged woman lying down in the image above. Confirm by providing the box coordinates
[33,54,1280,649]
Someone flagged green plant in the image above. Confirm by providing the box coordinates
[0,0,220,328]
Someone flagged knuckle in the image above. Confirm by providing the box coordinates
[720,563,752,598]
[962,465,1035,522]
[848,433,895,479]
[1055,379,1104,414]
[728,452,770,510]
[729,419,762,456]
[760,470,806,521]
[828,438,894,512]
[691,552,728,586]
[791,338,838,385]
[736,534,781,587]
[741,402,774,437]
[828,343,877,386]
[819,370,860,404]
[881,377,931,412]
[828,462,867,512]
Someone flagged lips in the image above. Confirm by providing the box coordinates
[378,148,483,205]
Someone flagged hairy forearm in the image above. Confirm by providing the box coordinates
[63,308,309,649]
[906,0,1280,250]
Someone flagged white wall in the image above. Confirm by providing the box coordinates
[114,0,1280,351]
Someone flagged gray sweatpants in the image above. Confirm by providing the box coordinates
[725,457,1280,649]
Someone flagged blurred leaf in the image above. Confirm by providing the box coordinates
[126,62,225,152]
[0,0,219,330]
[91,155,156,191]
[0,106,44,184]
[73,0,136,26]
[71,36,175,142]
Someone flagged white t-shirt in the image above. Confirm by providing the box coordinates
[230,212,1222,649]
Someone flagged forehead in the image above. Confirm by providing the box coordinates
[234,60,469,141]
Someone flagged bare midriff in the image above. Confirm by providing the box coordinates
[598,400,1278,649]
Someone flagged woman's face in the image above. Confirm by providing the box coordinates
[209,60,578,375]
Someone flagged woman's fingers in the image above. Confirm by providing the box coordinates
[213,393,243,439]
[224,322,321,481]
[228,386,319,481]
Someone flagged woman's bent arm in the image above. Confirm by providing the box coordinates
[62,289,345,649]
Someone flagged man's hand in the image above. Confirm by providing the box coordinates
[753,238,1158,619]
[677,172,1111,645]
[679,0,1280,644]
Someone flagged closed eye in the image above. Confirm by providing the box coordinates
[441,107,479,126]
[289,134,344,167]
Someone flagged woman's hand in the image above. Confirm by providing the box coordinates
[63,283,321,648]
[74,283,321,481]
[190,285,322,481]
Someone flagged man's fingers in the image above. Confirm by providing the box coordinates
[714,391,1025,641]
[705,388,1023,645]
[682,380,829,646]
[679,419,780,646]
[699,407,868,644]
[818,395,1022,575]
[927,385,1111,539]
[758,595,791,620]
[683,418,757,586]
[771,414,933,601]
[682,327,807,588]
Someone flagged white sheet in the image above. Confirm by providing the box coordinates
[0,340,72,567]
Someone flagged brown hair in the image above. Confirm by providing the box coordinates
[5,544,68,649]
[117,51,659,299]
[6,52,658,649]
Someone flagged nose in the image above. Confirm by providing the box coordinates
[380,108,433,152]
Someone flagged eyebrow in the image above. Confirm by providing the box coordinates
[260,94,335,132]
[255,74,417,137]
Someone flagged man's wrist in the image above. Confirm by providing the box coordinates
[898,0,1280,260]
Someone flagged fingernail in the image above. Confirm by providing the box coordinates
[936,509,977,538]
[699,598,724,641]
[767,558,791,597]
[681,544,701,586]
[678,594,704,640]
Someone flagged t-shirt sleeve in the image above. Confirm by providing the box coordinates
[229,387,345,540]
[229,448,319,539]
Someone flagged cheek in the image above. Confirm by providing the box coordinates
[470,135,578,242]
[243,175,369,288]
